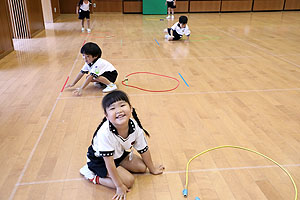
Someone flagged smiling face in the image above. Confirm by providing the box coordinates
[105,100,132,128]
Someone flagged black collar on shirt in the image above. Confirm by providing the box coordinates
[88,57,100,67]
[109,119,136,138]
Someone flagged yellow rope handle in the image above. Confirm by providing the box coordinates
[184,145,298,200]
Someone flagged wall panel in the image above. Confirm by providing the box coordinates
[190,0,221,12]
[175,0,189,12]
[0,0,14,58]
[60,0,78,14]
[94,0,122,12]
[51,0,60,20]
[253,0,284,10]
[284,0,300,10]
[221,0,253,11]
[26,0,45,37]
[123,0,142,13]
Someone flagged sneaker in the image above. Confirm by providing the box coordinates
[87,28,91,33]
[80,164,101,184]
[165,34,170,39]
[171,15,174,20]
[166,15,170,19]
[81,27,85,32]
[102,83,117,93]
[80,164,96,180]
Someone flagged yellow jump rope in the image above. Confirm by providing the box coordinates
[183,145,298,200]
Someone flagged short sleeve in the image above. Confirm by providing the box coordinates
[133,125,148,154]
[97,132,115,157]
[184,25,191,36]
[80,63,90,74]
[171,22,178,30]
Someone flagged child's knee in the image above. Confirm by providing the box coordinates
[123,174,135,188]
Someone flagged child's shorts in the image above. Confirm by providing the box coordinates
[96,70,118,87]
[167,1,176,8]
[167,28,181,40]
[78,9,90,19]
[87,146,130,178]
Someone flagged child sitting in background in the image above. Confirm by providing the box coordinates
[164,16,191,41]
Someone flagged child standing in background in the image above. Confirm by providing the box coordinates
[166,0,176,19]
[76,0,92,33]
[80,90,165,200]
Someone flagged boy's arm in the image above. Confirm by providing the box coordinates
[103,156,129,198]
[66,72,84,88]
[141,150,164,175]
[73,74,93,96]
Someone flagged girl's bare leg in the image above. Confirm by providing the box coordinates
[99,166,135,188]
[120,154,147,173]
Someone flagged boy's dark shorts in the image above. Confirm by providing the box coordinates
[167,28,181,40]
[78,9,90,19]
[167,1,176,8]
[87,146,130,178]
[97,70,118,86]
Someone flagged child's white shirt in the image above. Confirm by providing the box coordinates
[80,1,90,11]
[92,119,148,159]
[81,58,116,78]
[171,22,191,36]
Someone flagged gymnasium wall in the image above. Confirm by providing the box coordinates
[25,0,45,37]
[0,0,14,58]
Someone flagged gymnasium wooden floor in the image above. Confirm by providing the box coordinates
[0,11,300,200]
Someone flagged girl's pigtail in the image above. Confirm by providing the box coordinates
[132,108,150,137]
[91,117,107,144]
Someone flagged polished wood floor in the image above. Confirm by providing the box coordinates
[0,11,300,200]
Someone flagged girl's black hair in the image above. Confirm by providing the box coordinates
[80,42,102,58]
[92,90,149,140]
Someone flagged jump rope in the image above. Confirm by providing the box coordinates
[183,145,298,200]
[121,72,180,92]
[122,73,297,199]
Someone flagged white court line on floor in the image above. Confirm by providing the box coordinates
[58,88,300,100]
[17,163,300,186]
[8,29,93,200]
[216,28,300,69]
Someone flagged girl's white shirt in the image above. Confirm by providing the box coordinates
[80,1,90,11]
[92,119,148,159]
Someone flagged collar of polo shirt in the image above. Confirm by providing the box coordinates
[109,119,136,137]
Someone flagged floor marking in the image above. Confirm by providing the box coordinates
[61,76,69,92]
[17,163,300,186]
[178,73,189,87]
[8,23,94,200]
[57,88,300,100]
[155,39,160,46]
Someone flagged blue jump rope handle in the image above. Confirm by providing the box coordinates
[195,197,200,200]
[182,189,188,197]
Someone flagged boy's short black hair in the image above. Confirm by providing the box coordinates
[80,42,102,58]
[179,16,188,24]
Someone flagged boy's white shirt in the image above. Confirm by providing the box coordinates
[81,58,116,77]
[171,22,191,36]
